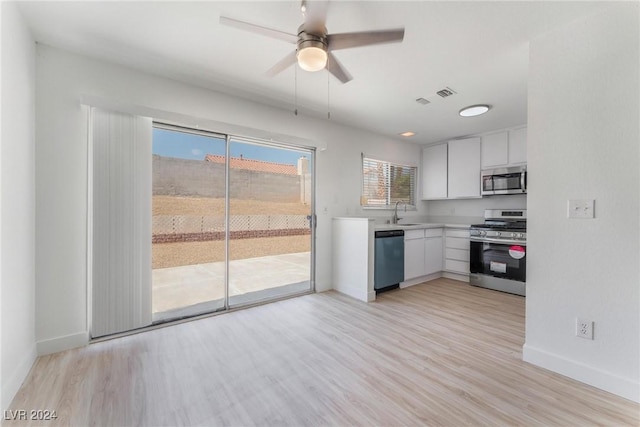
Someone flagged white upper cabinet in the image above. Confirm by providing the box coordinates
[508,127,527,165]
[421,143,448,200]
[448,137,481,199]
[481,132,509,168]
[421,138,481,200]
[481,127,527,169]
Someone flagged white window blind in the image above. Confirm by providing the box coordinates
[361,155,417,208]
[91,108,152,338]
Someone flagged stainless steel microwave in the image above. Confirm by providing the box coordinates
[481,166,527,196]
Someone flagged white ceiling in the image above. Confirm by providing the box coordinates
[17,1,607,144]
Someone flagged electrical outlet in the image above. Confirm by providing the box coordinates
[576,318,594,340]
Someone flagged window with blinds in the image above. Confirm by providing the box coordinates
[361,155,417,208]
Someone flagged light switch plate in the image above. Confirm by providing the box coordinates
[567,199,595,219]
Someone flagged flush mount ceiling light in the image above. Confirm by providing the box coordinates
[459,104,491,117]
[297,43,328,72]
[400,131,416,137]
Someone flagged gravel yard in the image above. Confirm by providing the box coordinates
[153,196,311,269]
[153,235,311,269]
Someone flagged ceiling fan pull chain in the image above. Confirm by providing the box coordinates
[327,55,331,120]
[294,63,298,116]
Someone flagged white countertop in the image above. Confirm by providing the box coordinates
[332,216,473,231]
[374,222,470,231]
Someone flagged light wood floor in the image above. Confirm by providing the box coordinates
[7,279,639,426]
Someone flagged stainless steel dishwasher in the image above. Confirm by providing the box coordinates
[374,229,405,292]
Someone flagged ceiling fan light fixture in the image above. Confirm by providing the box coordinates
[459,104,491,117]
[297,46,327,72]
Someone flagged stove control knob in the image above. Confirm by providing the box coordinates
[481,231,487,236]
[496,232,501,237]
[511,232,517,238]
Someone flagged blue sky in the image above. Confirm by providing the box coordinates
[152,128,309,165]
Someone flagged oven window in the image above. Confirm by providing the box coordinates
[470,241,526,282]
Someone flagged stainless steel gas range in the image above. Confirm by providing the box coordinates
[469,209,527,296]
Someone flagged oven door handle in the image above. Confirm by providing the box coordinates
[470,237,526,245]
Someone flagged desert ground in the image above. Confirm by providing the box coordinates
[153,196,311,269]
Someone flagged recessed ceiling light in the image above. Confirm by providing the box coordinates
[459,104,491,117]
[400,131,416,137]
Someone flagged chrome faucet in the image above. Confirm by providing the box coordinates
[392,200,406,224]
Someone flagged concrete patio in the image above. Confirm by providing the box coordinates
[152,251,311,321]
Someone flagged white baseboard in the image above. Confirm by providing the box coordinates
[442,271,470,283]
[523,343,640,403]
[400,272,442,288]
[2,343,37,411]
[36,331,89,356]
[333,284,375,303]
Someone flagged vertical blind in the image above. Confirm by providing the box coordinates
[361,155,417,207]
[91,108,152,338]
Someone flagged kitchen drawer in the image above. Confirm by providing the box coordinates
[445,248,469,262]
[404,229,425,240]
[425,228,443,238]
[445,229,470,238]
[445,259,470,274]
[446,237,469,250]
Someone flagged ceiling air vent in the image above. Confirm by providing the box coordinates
[415,97,430,105]
[436,87,457,98]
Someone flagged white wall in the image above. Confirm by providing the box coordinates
[0,2,37,411]
[34,45,425,352]
[524,4,639,402]
[426,194,527,221]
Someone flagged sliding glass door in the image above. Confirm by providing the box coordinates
[151,126,314,321]
[151,126,228,321]
[228,138,314,307]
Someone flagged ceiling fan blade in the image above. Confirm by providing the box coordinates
[327,52,353,84]
[327,28,405,51]
[266,51,298,77]
[219,16,298,44]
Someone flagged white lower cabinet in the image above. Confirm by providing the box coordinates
[444,228,470,275]
[402,227,469,286]
[424,228,443,275]
[404,229,426,280]
[404,228,443,282]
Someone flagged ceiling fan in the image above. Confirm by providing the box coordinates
[219,1,405,84]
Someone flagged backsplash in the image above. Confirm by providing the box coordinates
[352,195,526,225]
[423,194,527,218]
